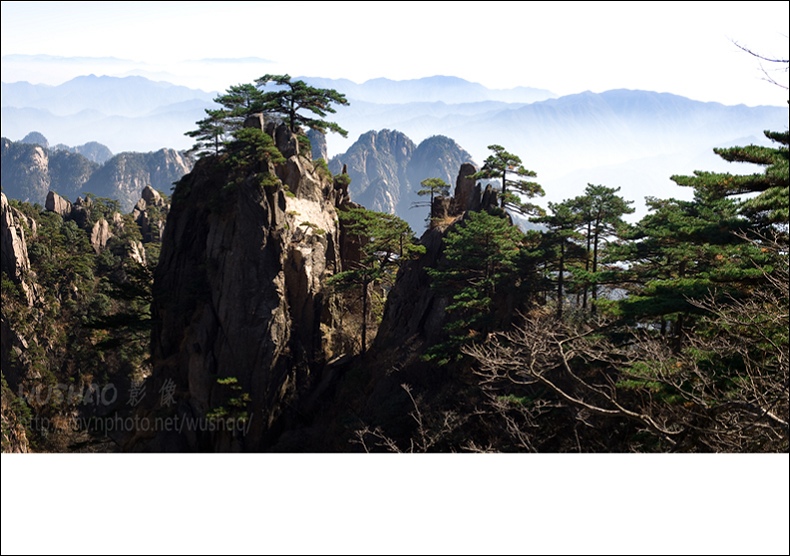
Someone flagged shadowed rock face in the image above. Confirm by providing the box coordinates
[1,192,37,305]
[129,127,351,452]
[133,185,169,243]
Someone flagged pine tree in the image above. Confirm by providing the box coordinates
[532,201,585,319]
[473,145,544,216]
[414,177,451,221]
[671,130,789,242]
[427,210,523,362]
[607,191,767,349]
[255,74,349,137]
[569,184,634,311]
[329,207,424,354]
[185,109,228,157]
[186,78,350,156]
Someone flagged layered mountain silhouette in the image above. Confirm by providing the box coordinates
[1,72,787,218]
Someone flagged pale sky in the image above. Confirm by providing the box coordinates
[2,0,789,106]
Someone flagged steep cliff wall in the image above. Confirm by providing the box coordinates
[129,123,351,451]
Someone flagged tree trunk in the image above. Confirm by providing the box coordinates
[361,279,369,355]
[582,221,592,310]
[557,240,565,320]
[500,168,507,208]
[591,224,600,314]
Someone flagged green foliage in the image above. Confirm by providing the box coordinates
[221,127,285,193]
[256,74,349,137]
[417,177,451,201]
[427,210,524,362]
[473,145,545,216]
[297,134,312,154]
[185,108,228,157]
[671,129,789,238]
[531,200,587,318]
[333,173,352,188]
[604,179,775,354]
[314,157,332,182]
[207,376,251,422]
[414,177,452,222]
[329,207,424,353]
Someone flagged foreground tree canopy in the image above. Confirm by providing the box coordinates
[186,75,349,157]
[473,144,545,216]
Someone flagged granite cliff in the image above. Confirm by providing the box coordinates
[126,118,355,451]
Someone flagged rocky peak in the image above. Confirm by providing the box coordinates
[453,162,480,214]
[141,185,164,207]
[133,186,170,244]
[1,192,37,305]
[45,190,73,217]
[328,129,416,215]
[128,125,351,451]
[20,131,49,149]
[1,139,51,204]
[328,131,476,233]
[89,218,112,254]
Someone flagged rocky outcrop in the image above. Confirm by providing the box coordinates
[45,191,73,217]
[127,125,350,452]
[90,218,112,253]
[128,241,147,266]
[1,193,37,305]
[70,196,92,228]
[141,185,163,206]
[274,124,300,159]
[453,162,479,213]
[133,185,169,243]
[243,113,266,134]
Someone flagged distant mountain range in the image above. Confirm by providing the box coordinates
[1,72,787,218]
[1,134,192,211]
[329,131,474,232]
[301,75,556,104]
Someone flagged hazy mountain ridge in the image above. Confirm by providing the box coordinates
[299,75,557,104]
[1,73,786,217]
[1,74,216,116]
